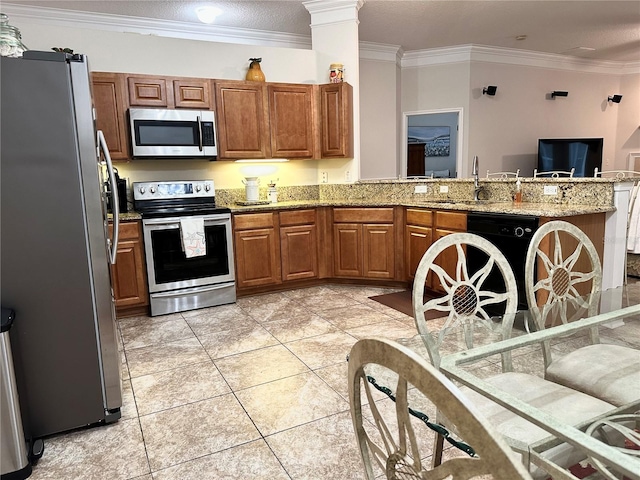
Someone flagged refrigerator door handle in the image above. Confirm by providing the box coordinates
[98,130,119,264]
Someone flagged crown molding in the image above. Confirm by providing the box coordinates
[303,0,365,27]
[1,4,312,49]
[402,43,634,75]
[359,41,403,64]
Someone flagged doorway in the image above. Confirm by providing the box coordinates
[402,109,462,178]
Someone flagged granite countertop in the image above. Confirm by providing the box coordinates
[223,199,614,217]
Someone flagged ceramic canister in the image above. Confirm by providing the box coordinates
[243,177,260,201]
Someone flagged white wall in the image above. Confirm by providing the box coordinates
[615,73,640,169]
[359,58,398,179]
[468,61,624,177]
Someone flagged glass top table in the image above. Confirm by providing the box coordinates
[395,285,640,480]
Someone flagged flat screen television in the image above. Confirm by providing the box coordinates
[537,138,603,177]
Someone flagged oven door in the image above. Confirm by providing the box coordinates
[142,213,235,293]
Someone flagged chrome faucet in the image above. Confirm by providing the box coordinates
[472,155,484,201]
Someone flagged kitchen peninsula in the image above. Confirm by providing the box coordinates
[112,176,631,316]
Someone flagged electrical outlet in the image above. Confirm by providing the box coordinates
[439,185,449,193]
[414,185,428,194]
[345,170,351,182]
[321,172,328,183]
[543,185,558,195]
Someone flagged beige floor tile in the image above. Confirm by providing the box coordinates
[266,411,365,480]
[118,312,183,330]
[131,361,230,416]
[285,331,357,370]
[120,317,195,350]
[236,371,348,436]
[151,440,290,480]
[198,322,279,359]
[214,344,309,390]
[346,318,419,341]
[295,291,362,312]
[184,309,257,337]
[181,302,246,319]
[240,297,309,323]
[261,310,338,342]
[120,378,138,419]
[319,303,395,329]
[28,418,149,480]
[313,362,349,400]
[139,394,260,471]
[126,337,210,378]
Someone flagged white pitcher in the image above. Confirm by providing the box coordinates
[242,177,260,202]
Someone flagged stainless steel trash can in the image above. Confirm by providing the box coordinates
[1,307,32,480]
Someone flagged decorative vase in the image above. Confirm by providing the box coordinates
[246,57,265,82]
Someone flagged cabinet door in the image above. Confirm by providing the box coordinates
[280,224,318,281]
[173,79,212,109]
[333,223,362,277]
[363,224,395,279]
[91,72,130,161]
[128,76,169,107]
[215,81,270,159]
[319,83,353,158]
[431,228,463,293]
[109,222,149,313]
[268,84,315,158]
[405,225,433,280]
[234,228,282,288]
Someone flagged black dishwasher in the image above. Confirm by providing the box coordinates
[467,212,539,312]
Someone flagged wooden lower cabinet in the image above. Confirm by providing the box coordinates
[332,208,396,279]
[233,212,282,289]
[280,209,318,281]
[109,221,149,317]
[430,211,467,293]
[405,209,434,280]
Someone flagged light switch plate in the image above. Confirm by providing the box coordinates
[414,185,428,194]
[543,185,558,195]
[439,185,449,193]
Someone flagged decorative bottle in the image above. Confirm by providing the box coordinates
[514,178,522,203]
[246,58,265,82]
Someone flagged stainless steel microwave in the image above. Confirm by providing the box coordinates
[129,108,217,158]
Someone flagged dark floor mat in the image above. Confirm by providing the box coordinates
[369,290,443,319]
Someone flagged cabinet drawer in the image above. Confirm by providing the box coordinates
[233,212,276,230]
[109,220,140,240]
[406,209,433,227]
[279,209,316,226]
[435,211,467,231]
[333,208,393,224]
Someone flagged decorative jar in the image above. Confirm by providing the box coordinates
[0,13,27,57]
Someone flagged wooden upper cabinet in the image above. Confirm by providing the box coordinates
[215,80,270,159]
[91,72,130,161]
[268,84,315,158]
[173,79,212,109]
[319,82,353,158]
[127,76,169,107]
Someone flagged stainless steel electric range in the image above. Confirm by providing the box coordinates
[133,180,235,316]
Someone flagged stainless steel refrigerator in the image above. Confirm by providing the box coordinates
[1,51,122,438]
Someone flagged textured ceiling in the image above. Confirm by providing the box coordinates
[4,1,640,61]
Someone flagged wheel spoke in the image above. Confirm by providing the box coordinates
[469,256,494,289]
[456,243,470,281]
[553,230,564,265]
[563,243,583,271]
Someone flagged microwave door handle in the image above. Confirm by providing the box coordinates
[197,115,203,152]
[98,130,119,265]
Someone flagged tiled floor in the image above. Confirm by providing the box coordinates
[27,281,640,480]
[28,284,417,480]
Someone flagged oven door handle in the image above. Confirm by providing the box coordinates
[152,283,234,298]
[98,130,119,265]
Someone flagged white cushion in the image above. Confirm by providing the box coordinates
[458,372,615,479]
[546,343,640,407]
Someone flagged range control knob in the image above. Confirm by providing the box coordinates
[138,186,145,194]
[150,186,156,194]
[204,184,211,192]
[195,184,202,192]
[514,226,525,238]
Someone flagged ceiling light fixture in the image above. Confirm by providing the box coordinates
[608,95,623,103]
[196,6,222,24]
[482,86,497,96]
